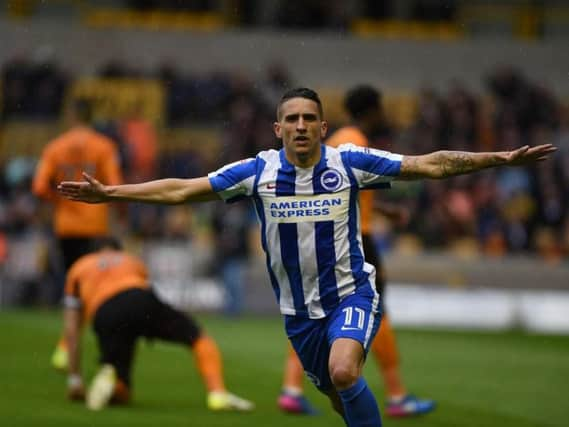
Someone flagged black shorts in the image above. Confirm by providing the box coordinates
[93,288,202,385]
[362,233,386,305]
[58,237,97,272]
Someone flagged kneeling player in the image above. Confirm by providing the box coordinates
[63,237,254,412]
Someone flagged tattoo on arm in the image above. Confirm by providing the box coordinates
[400,151,505,179]
[438,151,505,177]
[437,152,476,177]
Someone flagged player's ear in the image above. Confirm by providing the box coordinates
[320,120,328,139]
[274,121,282,138]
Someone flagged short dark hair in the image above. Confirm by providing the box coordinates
[73,98,93,123]
[277,87,323,119]
[92,236,123,252]
[344,85,381,120]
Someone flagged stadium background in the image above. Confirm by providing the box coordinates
[0,1,568,426]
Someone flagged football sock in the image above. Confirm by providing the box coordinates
[57,337,68,350]
[370,314,406,397]
[338,377,382,427]
[282,344,305,391]
[282,386,303,396]
[111,379,131,404]
[192,336,225,392]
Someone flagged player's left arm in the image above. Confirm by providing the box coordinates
[398,144,556,180]
[64,306,84,400]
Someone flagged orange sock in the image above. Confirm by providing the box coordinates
[370,314,406,398]
[192,335,225,393]
[111,380,131,405]
[57,336,67,350]
[282,343,304,393]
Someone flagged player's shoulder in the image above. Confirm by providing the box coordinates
[43,130,73,153]
[223,149,278,168]
[335,143,366,154]
[68,252,99,275]
[257,148,280,163]
[210,157,256,179]
[87,129,117,150]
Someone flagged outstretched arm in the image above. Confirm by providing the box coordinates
[398,144,556,180]
[58,172,220,204]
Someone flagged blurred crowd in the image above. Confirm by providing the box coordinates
[0,58,567,304]
[1,49,68,121]
[386,67,569,262]
[124,0,457,27]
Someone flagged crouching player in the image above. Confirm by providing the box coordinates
[63,237,254,412]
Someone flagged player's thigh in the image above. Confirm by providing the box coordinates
[285,316,334,393]
[97,334,137,385]
[327,286,382,356]
[92,295,139,383]
[329,337,366,375]
[143,291,202,345]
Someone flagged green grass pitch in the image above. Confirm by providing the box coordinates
[1,309,568,427]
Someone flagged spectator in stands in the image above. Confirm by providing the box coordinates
[258,62,295,113]
[1,56,32,120]
[120,103,158,183]
[157,61,192,126]
[211,201,253,316]
[411,0,457,21]
[1,52,66,121]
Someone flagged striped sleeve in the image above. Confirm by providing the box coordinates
[340,143,403,189]
[208,157,258,203]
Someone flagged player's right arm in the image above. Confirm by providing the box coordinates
[58,172,220,204]
[64,306,82,376]
[63,265,85,400]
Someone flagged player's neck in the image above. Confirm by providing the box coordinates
[286,148,321,169]
[353,120,371,138]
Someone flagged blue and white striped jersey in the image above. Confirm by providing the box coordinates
[208,143,403,319]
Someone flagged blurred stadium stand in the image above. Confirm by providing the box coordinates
[0,0,568,333]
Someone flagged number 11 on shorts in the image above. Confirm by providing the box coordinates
[341,307,365,331]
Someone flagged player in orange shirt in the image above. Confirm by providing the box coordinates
[33,98,124,292]
[64,237,254,412]
[277,85,435,417]
[32,99,124,369]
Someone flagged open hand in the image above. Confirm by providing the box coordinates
[57,172,108,204]
[505,144,557,166]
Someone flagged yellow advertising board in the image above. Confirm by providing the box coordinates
[65,78,165,126]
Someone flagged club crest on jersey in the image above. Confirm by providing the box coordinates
[320,169,342,192]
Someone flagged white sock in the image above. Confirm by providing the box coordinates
[283,386,303,397]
